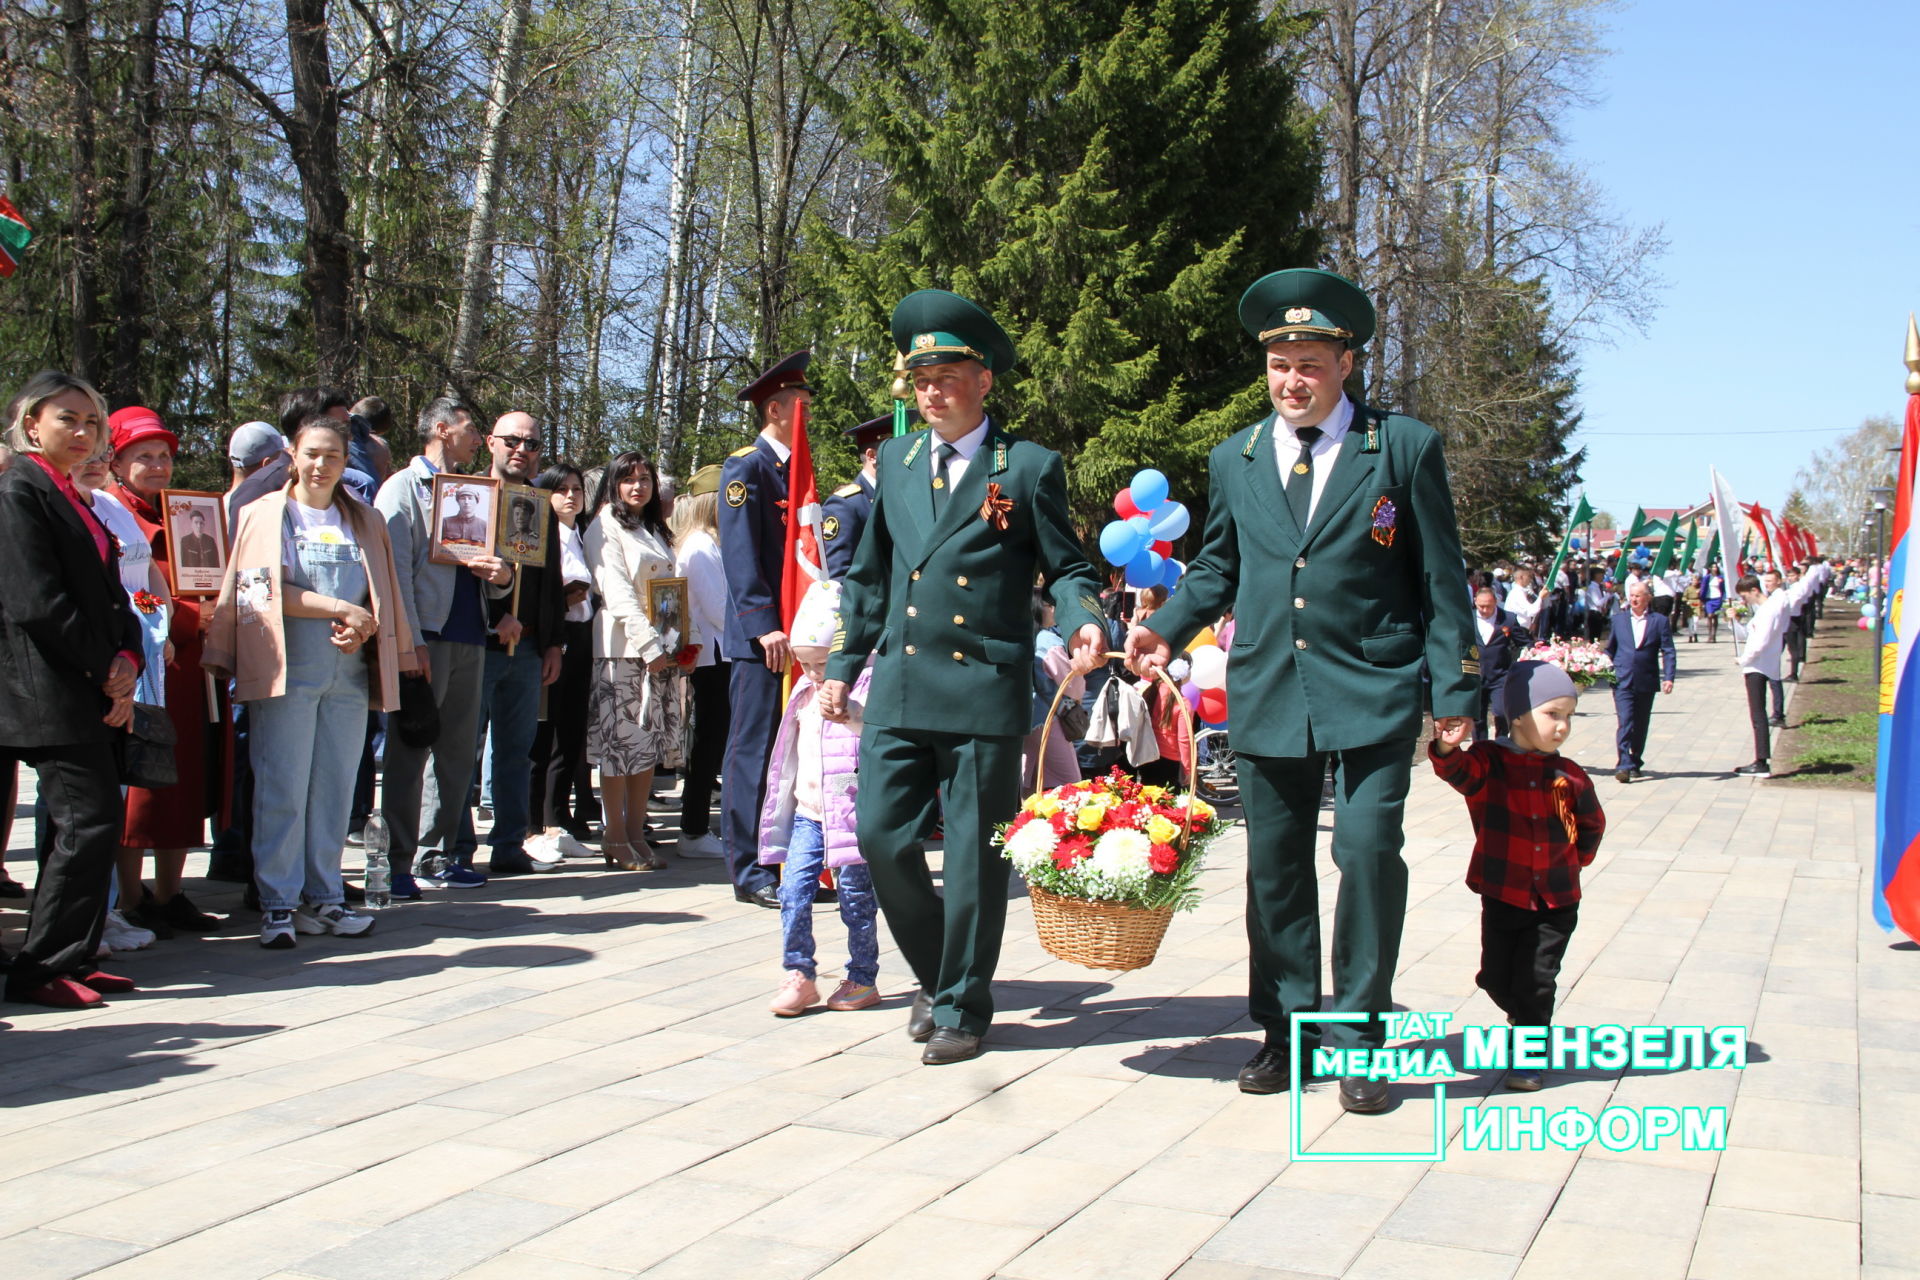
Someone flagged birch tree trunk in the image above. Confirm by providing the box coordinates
[107,0,163,402]
[649,0,704,457]
[448,0,535,393]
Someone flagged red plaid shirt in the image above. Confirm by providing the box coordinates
[1430,740,1604,909]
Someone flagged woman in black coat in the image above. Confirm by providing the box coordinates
[0,372,143,1007]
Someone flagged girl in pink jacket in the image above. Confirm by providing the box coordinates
[759,581,879,1016]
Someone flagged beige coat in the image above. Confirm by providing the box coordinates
[202,487,418,711]
[584,515,680,663]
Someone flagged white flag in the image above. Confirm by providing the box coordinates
[1709,467,1742,575]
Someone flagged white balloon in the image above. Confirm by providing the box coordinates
[1189,644,1228,690]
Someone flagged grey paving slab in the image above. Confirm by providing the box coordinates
[2,620,1912,1277]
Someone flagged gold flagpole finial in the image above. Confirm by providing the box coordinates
[890,351,911,401]
[1905,312,1920,395]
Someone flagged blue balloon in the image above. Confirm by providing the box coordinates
[1129,469,1169,513]
[1148,501,1190,542]
[1099,520,1143,567]
[1161,557,1185,590]
[1570,537,1584,550]
[1124,548,1164,588]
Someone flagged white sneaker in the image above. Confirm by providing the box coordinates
[679,832,726,860]
[523,831,563,863]
[294,902,377,937]
[260,909,297,949]
[554,831,597,859]
[103,908,157,951]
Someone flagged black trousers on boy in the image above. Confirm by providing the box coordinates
[1477,897,1579,1029]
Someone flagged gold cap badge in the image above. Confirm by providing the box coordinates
[1284,307,1313,324]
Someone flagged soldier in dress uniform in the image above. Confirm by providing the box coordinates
[717,350,811,908]
[821,290,1106,1065]
[1126,269,1478,1109]
[820,413,901,579]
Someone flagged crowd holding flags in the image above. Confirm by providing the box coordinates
[1873,319,1920,943]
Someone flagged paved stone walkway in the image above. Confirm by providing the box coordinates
[2,620,1914,1279]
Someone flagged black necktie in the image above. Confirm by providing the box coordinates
[933,442,957,515]
[1286,426,1323,529]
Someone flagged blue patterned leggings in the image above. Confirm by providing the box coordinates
[780,815,878,986]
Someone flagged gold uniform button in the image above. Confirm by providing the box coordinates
[953,614,965,625]
[1295,557,1307,569]
[952,651,965,662]
[956,576,969,587]
[911,571,921,581]
[906,606,918,617]
[1293,597,1305,609]
[905,645,917,656]
[1295,638,1308,650]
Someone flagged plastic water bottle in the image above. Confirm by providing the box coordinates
[362,815,391,910]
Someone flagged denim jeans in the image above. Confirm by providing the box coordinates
[474,644,541,857]
[779,815,878,986]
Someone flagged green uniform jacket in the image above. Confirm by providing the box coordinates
[828,421,1105,738]
[1148,403,1480,756]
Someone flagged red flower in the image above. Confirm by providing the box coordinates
[1051,834,1094,868]
[1047,811,1070,835]
[1108,800,1141,827]
[131,590,164,615]
[1149,843,1179,875]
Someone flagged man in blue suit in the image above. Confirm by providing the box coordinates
[716,350,811,908]
[1602,579,1676,783]
[1470,587,1527,741]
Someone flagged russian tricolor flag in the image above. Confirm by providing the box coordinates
[1875,353,1920,941]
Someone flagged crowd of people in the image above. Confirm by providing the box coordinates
[0,271,1874,1105]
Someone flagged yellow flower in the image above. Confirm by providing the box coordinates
[1076,801,1109,832]
[1035,795,1061,818]
[1187,797,1216,823]
[1139,785,1166,803]
[1147,814,1180,845]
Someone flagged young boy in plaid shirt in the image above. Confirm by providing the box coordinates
[1431,661,1605,1090]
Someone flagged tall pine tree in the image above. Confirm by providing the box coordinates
[797,0,1320,520]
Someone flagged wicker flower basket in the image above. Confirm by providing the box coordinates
[1022,650,1199,972]
[1029,884,1175,971]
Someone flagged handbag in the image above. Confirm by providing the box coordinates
[395,674,442,748]
[121,702,179,790]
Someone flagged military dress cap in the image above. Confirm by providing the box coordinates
[891,289,1018,374]
[686,463,722,497]
[845,412,908,448]
[735,349,813,405]
[1239,268,1376,349]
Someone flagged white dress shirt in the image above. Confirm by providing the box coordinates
[1739,571,1823,680]
[558,520,593,623]
[1630,612,1647,647]
[1272,396,1354,523]
[1475,613,1496,646]
[1504,584,1542,630]
[930,416,991,491]
[675,527,727,668]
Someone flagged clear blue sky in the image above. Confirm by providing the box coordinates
[1563,0,1919,525]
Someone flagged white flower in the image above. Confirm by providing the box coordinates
[1089,828,1152,879]
[1002,820,1059,873]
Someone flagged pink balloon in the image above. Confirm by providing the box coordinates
[1114,490,1142,521]
[1859,616,1873,630]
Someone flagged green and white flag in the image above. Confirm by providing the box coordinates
[0,196,33,278]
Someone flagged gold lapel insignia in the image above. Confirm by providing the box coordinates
[1361,414,1382,454]
[902,435,925,468]
[993,440,1008,473]
[1243,420,1266,458]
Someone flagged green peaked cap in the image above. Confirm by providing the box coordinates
[891,289,1019,374]
[1239,268,1376,348]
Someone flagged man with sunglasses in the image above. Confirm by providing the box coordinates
[441,411,568,877]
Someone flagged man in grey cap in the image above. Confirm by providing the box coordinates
[225,422,286,523]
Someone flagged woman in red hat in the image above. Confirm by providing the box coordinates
[105,405,221,935]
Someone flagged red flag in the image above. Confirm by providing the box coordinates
[1741,502,1777,566]
[779,398,824,645]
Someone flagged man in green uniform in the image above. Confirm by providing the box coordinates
[822,289,1105,1065]
[1127,269,1478,1109]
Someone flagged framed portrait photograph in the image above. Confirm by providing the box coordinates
[429,473,501,565]
[498,483,548,567]
[647,576,689,654]
[160,489,229,597]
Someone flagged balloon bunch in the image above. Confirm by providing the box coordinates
[1099,469,1191,590]
[1179,629,1229,728]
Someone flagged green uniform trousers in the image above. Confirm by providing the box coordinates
[856,724,1023,1036]
[1237,737,1414,1054]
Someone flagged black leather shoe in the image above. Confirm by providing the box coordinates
[1339,1074,1391,1113]
[906,990,936,1042]
[921,1027,982,1065]
[735,884,781,909]
[1237,1043,1291,1094]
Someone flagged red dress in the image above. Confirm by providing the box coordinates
[109,484,210,849]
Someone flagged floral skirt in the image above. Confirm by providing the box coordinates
[587,659,684,776]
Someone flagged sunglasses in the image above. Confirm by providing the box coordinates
[493,435,543,453]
